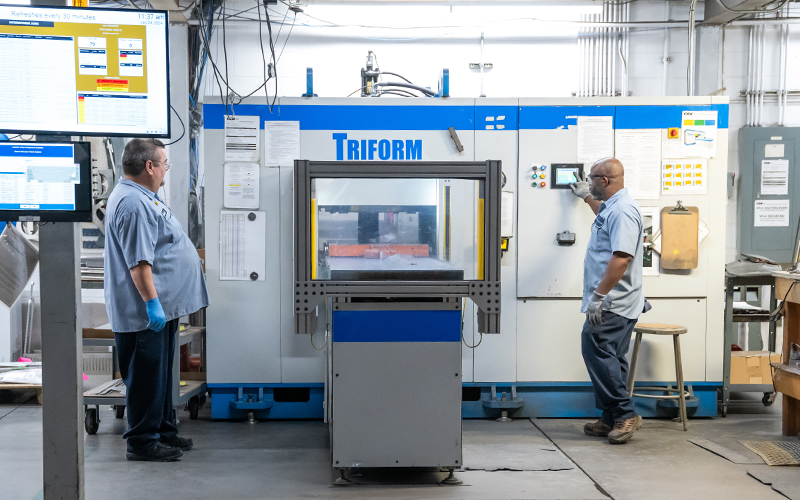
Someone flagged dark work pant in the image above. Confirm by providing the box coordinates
[581,311,638,426]
[115,319,179,453]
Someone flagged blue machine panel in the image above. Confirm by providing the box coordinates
[332,309,461,342]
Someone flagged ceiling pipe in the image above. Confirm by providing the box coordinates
[688,0,698,96]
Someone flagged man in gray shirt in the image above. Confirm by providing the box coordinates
[104,138,209,461]
[570,157,645,444]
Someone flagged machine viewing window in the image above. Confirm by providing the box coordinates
[311,178,482,281]
[551,164,584,189]
[0,5,170,137]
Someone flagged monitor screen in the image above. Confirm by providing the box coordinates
[0,141,92,222]
[0,5,169,137]
[550,163,584,189]
[555,168,579,185]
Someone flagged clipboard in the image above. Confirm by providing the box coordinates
[661,202,699,269]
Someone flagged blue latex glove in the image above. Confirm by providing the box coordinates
[587,291,607,326]
[145,297,166,332]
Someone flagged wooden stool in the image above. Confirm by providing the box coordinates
[627,323,689,431]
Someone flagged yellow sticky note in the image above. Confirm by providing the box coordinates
[695,172,702,178]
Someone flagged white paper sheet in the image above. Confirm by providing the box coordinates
[661,140,682,159]
[224,162,260,209]
[765,143,785,158]
[501,191,514,238]
[641,207,659,276]
[264,121,300,167]
[754,200,790,227]
[680,110,717,158]
[577,116,613,165]
[0,224,39,308]
[614,129,661,199]
[661,160,707,195]
[224,115,260,162]
[761,159,789,196]
[219,211,266,281]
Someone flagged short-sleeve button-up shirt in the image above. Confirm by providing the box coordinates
[581,188,644,320]
[104,179,209,333]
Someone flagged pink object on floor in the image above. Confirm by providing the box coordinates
[83,373,89,381]
[18,357,32,362]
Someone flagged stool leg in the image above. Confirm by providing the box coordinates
[628,333,643,397]
[673,334,687,431]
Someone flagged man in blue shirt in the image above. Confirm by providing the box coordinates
[104,138,209,461]
[570,157,645,444]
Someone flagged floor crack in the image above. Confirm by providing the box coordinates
[529,418,615,500]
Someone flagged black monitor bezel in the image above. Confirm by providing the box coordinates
[0,4,171,139]
[0,141,93,223]
[551,163,584,189]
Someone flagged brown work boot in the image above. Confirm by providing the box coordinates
[583,419,612,437]
[608,415,642,444]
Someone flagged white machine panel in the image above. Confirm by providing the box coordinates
[474,99,518,383]
[516,298,708,383]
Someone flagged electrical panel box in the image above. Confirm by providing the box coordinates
[738,127,800,264]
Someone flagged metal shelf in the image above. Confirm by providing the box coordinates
[722,274,778,417]
[733,314,770,323]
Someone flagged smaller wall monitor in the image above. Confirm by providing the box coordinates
[0,141,92,222]
[551,164,584,189]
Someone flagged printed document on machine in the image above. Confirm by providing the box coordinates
[614,129,661,199]
[224,115,260,162]
[754,200,790,227]
[577,116,613,165]
[0,224,39,308]
[264,121,300,167]
[760,160,789,196]
[219,211,266,281]
[223,163,260,209]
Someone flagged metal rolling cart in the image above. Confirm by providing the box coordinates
[82,326,207,434]
[721,273,778,417]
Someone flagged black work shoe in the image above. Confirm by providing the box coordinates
[126,443,183,462]
[161,435,193,451]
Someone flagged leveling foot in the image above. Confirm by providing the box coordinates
[440,468,462,485]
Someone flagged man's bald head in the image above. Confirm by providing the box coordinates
[588,157,625,201]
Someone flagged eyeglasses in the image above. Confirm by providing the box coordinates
[151,159,171,172]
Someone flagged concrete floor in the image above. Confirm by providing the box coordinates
[0,391,795,500]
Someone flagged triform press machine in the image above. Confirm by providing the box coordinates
[293,160,502,483]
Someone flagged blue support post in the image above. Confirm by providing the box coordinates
[436,68,450,98]
[302,67,317,97]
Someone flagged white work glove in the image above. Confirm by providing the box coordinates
[570,172,591,200]
[587,291,607,326]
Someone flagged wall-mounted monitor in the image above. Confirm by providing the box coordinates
[0,5,169,137]
[0,141,92,222]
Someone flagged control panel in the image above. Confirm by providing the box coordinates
[528,164,547,188]
[551,164,584,189]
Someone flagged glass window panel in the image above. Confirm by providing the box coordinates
[312,178,482,281]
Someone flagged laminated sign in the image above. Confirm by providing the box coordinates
[754,200,790,227]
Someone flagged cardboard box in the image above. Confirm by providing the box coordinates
[772,363,800,400]
[197,248,205,272]
[730,351,782,385]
